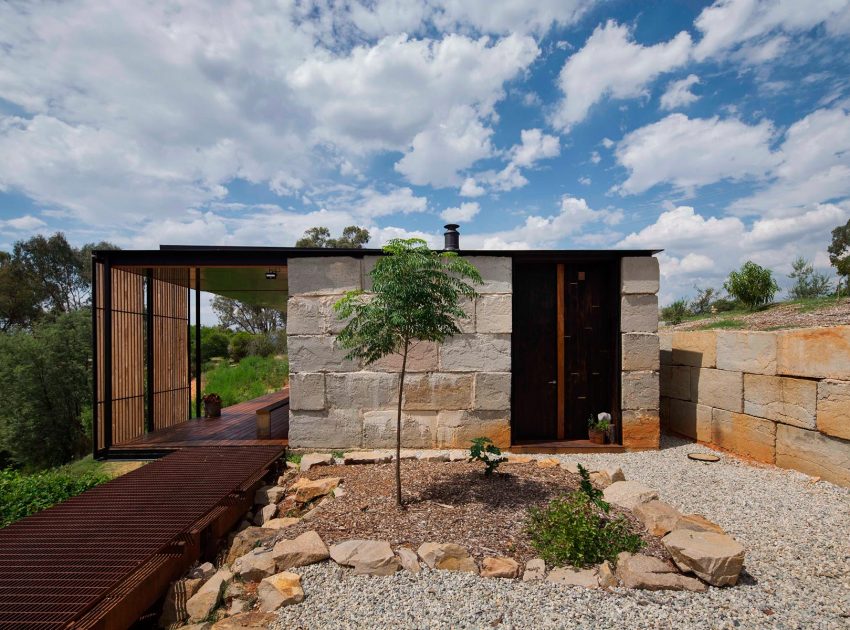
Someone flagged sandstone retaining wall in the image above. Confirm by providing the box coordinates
[660,327,850,486]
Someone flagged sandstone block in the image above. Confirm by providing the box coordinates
[233,549,276,582]
[671,331,716,368]
[457,296,476,333]
[473,372,511,411]
[711,409,776,464]
[547,567,598,587]
[662,529,745,587]
[667,399,711,442]
[254,485,285,505]
[675,514,725,534]
[777,326,850,380]
[288,256,361,296]
[622,371,659,411]
[602,481,658,510]
[300,452,333,472]
[776,424,850,487]
[816,379,850,440]
[744,374,816,429]
[360,255,379,291]
[691,368,743,412]
[621,294,658,333]
[288,409,361,449]
[621,256,659,294]
[371,341,439,373]
[293,477,340,503]
[716,331,776,374]
[159,578,203,627]
[257,571,304,611]
[288,336,359,373]
[476,294,512,334]
[286,296,332,335]
[634,500,681,536]
[362,411,436,448]
[186,569,232,622]
[212,612,278,629]
[396,547,421,573]
[435,410,510,449]
[262,517,300,531]
[289,373,325,411]
[417,542,478,573]
[227,528,276,564]
[403,373,473,410]
[522,558,546,581]
[272,530,329,570]
[325,372,399,409]
[462,256,512,293]
[622,409,660,449]
[342,450,393,464]
[480,556,521,579]
[329,540,400,576]
[660,365,691,400]
[439,334,511,372]
[255,504,277,526]
[615,552,706,592]
[622,333,660,371]
[597,561,618,588]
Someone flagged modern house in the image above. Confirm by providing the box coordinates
[91,227,661,458]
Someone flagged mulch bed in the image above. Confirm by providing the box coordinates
[281,460,669,564]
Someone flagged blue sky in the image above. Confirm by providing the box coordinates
[1,0,849,303]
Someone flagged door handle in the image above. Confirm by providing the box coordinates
[547,380,557,385]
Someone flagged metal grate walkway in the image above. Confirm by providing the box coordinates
[0,446,284,630]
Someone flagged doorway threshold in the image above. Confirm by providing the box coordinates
[509,440,625,454]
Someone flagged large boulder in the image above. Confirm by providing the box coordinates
[662,529,745,587]
[547,567,598,588]
[257,572,304,611]
[329,540,400,576]
[417,543,478,573]
[226,527,276,564]
[634,500,682,536]
[186,569,233,622]
[480,557,520,579]
[300,453,334,472]
[233,548,276,582]
[603,481,659,510]
[254,504,277,526]
[675,513,725,534]
[293,477,341,503]
[159,578,203,627]
[211,612,279,629]
[615,553,706,592]
[272,530,329,570]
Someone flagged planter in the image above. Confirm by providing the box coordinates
[204,401,222,418]
[588,428,607,445]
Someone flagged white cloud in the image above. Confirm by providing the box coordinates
[351,187,429,218]
[615,113,778,195]
[579,176,592,185]
[590,151,601,164]
[552,21,692,130]
[460,128,560,194]
[441,201,481,223]
[0,214,47,232]
[510,128,561,167]
[601,137,615,149]
[459,177,486,197]
[659,74,701,110]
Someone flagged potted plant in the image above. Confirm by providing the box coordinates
[202,393,222,418]
[587,412,611,444]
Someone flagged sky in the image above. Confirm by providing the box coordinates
[1,0,849,305]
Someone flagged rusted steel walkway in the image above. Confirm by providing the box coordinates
[0,446,284,630]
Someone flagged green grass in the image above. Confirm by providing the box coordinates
[695,318,746,330]
[202,355,289,408]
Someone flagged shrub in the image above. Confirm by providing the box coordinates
[526,491,644,568]
[724,261,780,310]
[248,333,276,358]
[201,328,231,361]
[788,257,832,300]
[576,463,609,512]
[228,331,253,362]
[661,298,690,324]
[690,287,717,315]
[711,297,738,312]
[1,468,110,528]
[203,355,289,407]
[468,437,506,476]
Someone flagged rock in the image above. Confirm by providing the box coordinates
[212,612,278,629]
[547,567,598,588]
[480,557,521,578]
[343,451,392,464]
[277,468,298,486]
[272,530,329,570]
[589,466,626,488]
[300,453,333,472]
[602,481,659,510]
[254,503,277,526]
[417,543,478,573]
[254,485,285,505]
[662,529,745,587]
[329,540,400,576]
[333,486,346,498]
[276,496,299,517]
[186,569,232,622]
[417,451,450,462]
[190,562,216,580]
[615,552,706,592]
[597,561,618,588]
[675,513,725,534]
[522,558,546,581]
[503,456,533,465]
[159,578,203,627]
[294,477,341,503]
[448,451,467,461]
[257,571,304,611]
[226,599,247,616]
[634,500,682,536]
[396,547,421,573]
[262,517,300,530]
[536,458,560,468]
[561,462,580,474]
[223,581,245,600]
[233,548,276,582]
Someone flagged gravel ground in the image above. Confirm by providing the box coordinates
[274,436,850,630]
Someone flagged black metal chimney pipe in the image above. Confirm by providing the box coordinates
[444,224,460,251]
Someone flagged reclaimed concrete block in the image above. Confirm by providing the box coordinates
[621,256,659,294]
[667,399,712,442]
[286,296,328,335]
[371,341,438,373]
[817,379,850,440]
[622,333,660,371]
[362,410,437,448]
[288,335,360,373]
[711,409,776,464]
[776,424,850,487]
[326,372,400,409]
[473,372,511,411]
[716,331,777,375]
[777,326,850,380]
[691,368,742,412]
[440,334,511,372]
[435,410,511,449]
[659,331,673,366]
[462,256,512,293]
[289,373,325,411]
[403,373,473,410]
[361,255,379,292]
[288,409,361,449]
[457,296,476,333]
[622,371,659,411]
[476,294,512,334]
[621,294,659,333]
[744,374,816,429]
[622,409,660,449]
[288,256,362,296]
[661,365,691,400]
[671,331,716,368]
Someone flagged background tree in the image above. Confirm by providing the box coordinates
[690,287,717,315]
[0,252,43,331]
[12,233,88,313]
[788,257,832,299]
[724,261,780,310]
[828,219,850,297]
[211,296,284,333]
[661,298,691,324]
[296,225,370,248]
[333,239,481,505]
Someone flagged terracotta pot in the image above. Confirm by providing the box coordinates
[204,401,221,418]
[588,428,606,445]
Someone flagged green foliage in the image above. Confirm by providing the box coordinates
[202,355,288,408]
[587,413,611,433]
[295,225,370,248]
[788,257,832,300]
[1,467,110,528]
[201,327,231,361]
[286,452,303,464]
[526,491,644,568]
[211,296,284,334]
[468,437,505,476]
[228,331,253,362]
[661,298,691,324]
[711,297,738,312]
[576,463,609,512]
[724,261,780,310]
[828,219,850,296]
[690,287,718,315]
[696,318,746,330]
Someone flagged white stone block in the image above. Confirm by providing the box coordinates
[435,410,510,449]
[288,409,361,449]
[621,257,659,294]
[622,333,660,371]
[716,331,777,375]
[622,370,659,411]
[362,410,437,448]
[475,294,512,334]
[621,294,658,333]
[691,368,743,413]
[439,334,511,372]
[288,335,360,373]
[289,373,325,411]
[403,373,473,410]
[288,256,362,296]
[462,256,512,293]
[370,341,439,373]
[473,372,511,411]
[325,372,400,409]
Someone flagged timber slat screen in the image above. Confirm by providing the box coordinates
[151,268,190,432]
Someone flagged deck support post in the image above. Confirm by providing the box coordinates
[195,268,201,419]
[146,269,154,433]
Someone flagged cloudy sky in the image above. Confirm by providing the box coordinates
[1,0,849,303]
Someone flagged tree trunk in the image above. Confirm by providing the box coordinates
[395,339,409,506]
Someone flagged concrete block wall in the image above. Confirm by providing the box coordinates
[621,257,661,449]
[660,326,850,487]
[287,255,512,450]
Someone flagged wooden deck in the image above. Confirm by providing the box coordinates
[510,439,626,454]
[113,390,289,454]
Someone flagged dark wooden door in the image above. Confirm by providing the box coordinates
[511,263,557,441]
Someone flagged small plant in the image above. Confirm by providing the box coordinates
[201,393,222,404]
[576,463,609,513]
[587,412,611,445]
[469,437,506,476]
[661,298,690,324]
[724,261,780,310]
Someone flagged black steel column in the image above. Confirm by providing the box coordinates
[102,257,113,451]
[91,256,99,458]
[146,269,154,433]
[187,283,191,419]
[195,267,201,419]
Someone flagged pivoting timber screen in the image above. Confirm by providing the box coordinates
[151,267,190,431]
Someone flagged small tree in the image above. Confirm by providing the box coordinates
[828,219,850,297]
[661,298,690,324]
[724,261,780,310]
[690,286,717,315]
[296,225,371,248]
[788,257,832,300]
[333,239,481,505]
